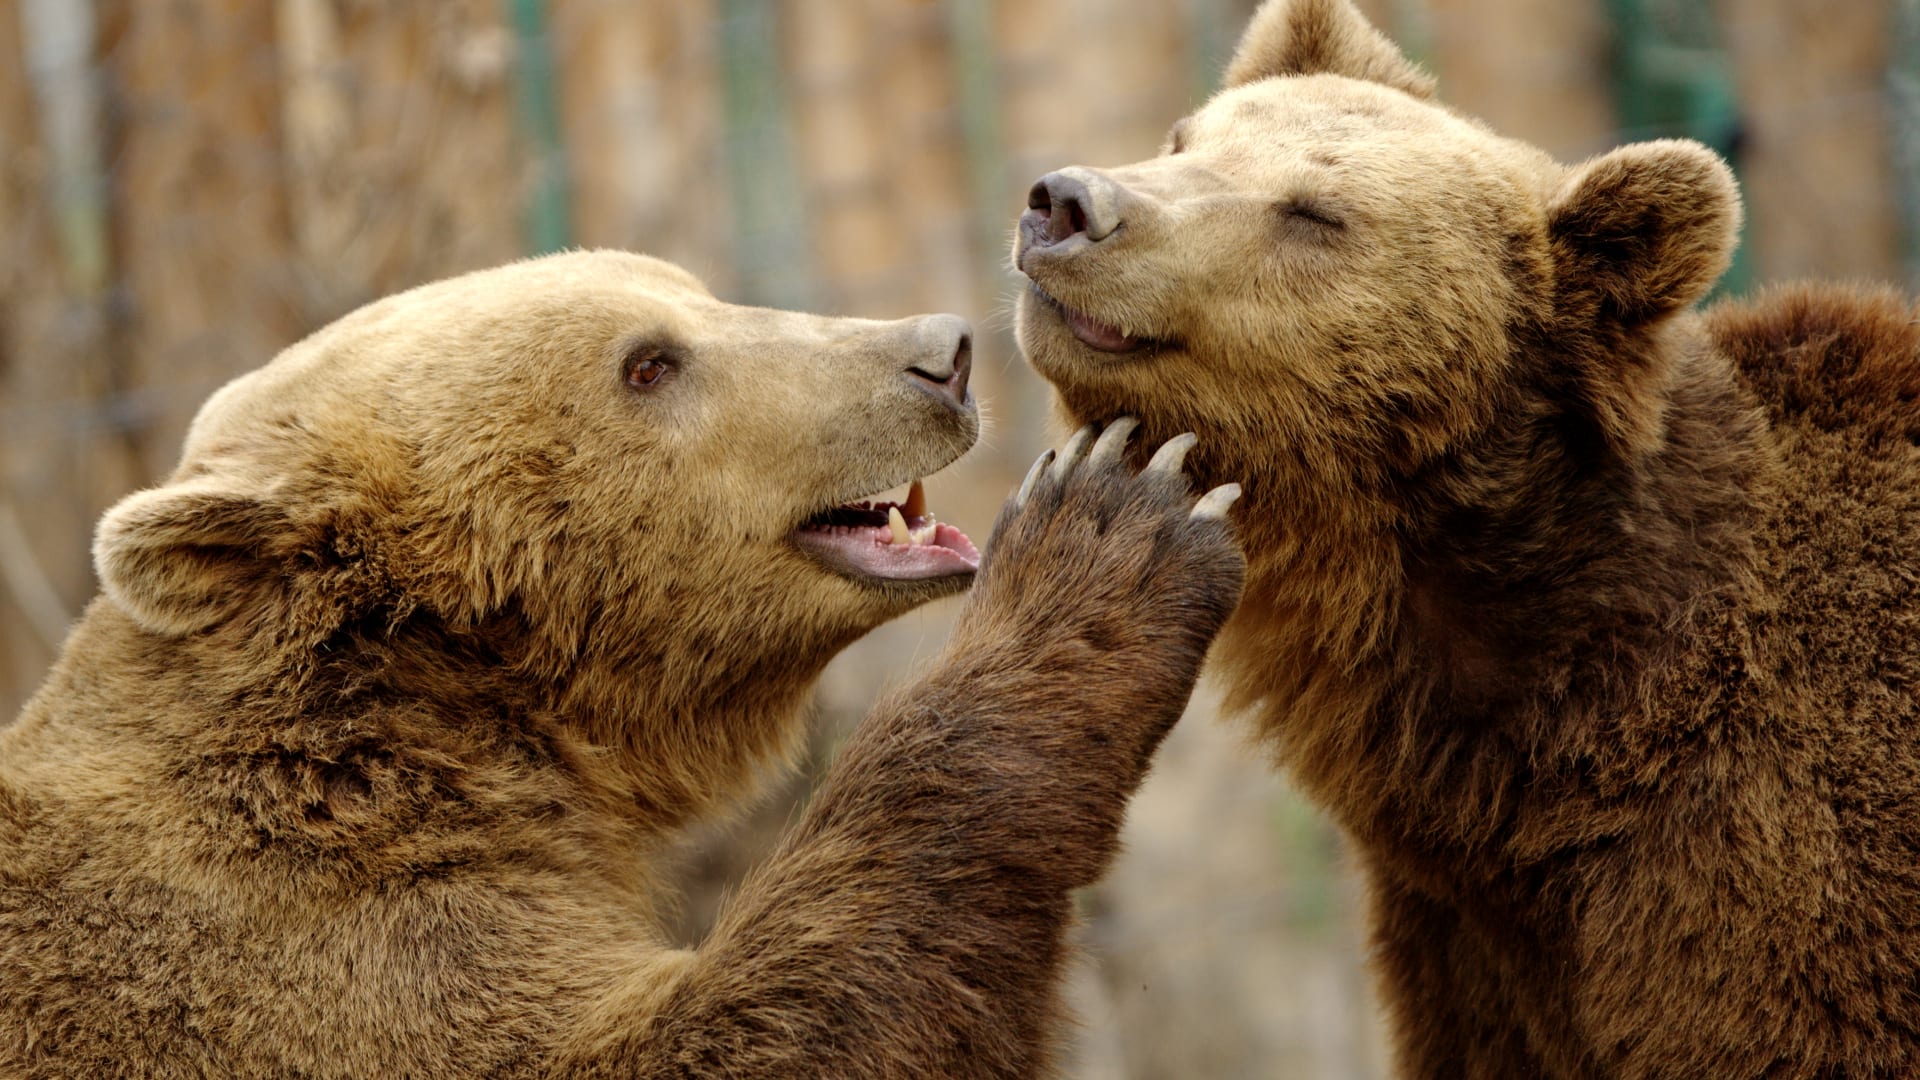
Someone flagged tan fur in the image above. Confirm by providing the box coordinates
[0,250,1245,1077]
[1014,2,1920,1075]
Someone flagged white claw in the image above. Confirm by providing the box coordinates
[1146,432,1199,475]
[888,505,911,545]
[1016,450,1055,507]
[1086,416,1140,468]
[1051,424,1097,483]
[1190,483,1243,520]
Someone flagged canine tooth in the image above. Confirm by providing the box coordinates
[887,505,911,545]
[903,479,926,519]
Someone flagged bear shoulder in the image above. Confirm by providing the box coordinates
[1706,282,1920,446]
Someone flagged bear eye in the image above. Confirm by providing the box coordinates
[629,358,667,387]
[622,342,679,391]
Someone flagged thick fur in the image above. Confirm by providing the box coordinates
[0,250,1245,1077]
[1013,1,1920,1075]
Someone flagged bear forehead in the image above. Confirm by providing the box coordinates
[1189,76,1559,195]
[495,248,715,300]
[174,252,722,464]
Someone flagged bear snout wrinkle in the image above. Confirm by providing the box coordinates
[904,313,973,408]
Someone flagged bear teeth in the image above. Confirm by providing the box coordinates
[803,478,940,544]
[886,504,941,547]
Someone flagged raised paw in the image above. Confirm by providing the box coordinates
[970,417,1247,665]
[1009,419,1242,531]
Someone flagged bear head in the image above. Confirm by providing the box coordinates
[1013,0,1742,684]
[1016,0,1741,468]
[89,252,981,816]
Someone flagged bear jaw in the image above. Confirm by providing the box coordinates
[790,478,982,584]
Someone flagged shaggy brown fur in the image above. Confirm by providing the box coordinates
[1013,1,1920,1075]
[0,251,1245,1077]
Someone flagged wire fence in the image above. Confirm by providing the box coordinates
[2,2,1914,1076]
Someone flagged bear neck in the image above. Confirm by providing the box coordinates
[381,595,868,837]
[1223,313,1771,866]
[535,603,867,832]
[44,587,868,856]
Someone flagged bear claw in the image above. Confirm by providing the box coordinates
[1086,416,1140,467]
[1016,450,1057,508]
[1146,432,1199,475]
[1051,424,1098,482]
[1014,426,1230,520]
[1191,483,1242,520]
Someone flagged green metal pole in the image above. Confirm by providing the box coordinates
[948,0,1008,280]
[1605,0,1751,295]
[716,0,815,310]
[505,0,573,255]
[19,0,111,295]
[1186,0,1238,104]
[1890,0,1920,288]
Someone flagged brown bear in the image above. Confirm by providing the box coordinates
[0,250,1245,1077]
[1013,1,1920,1076]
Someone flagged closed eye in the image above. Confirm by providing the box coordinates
[1280,198,1345,230]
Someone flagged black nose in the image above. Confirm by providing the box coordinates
[1025,168,1122,244]
[907,314,972,408]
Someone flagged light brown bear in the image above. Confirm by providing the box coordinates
[1014,1,1920,1076]
[0,250,1245,1077]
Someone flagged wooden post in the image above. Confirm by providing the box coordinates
[549,0,734,289]
[3,0,139,715]
[1719,0,1901,282]
[269,0,526,320]
[783,0,908,316]
[1424,0,1617,160]
[101,0,303,478]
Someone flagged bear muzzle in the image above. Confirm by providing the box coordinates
[791,478,981,583]
[1016,168,1163,355]
[1024,167,1125,246]
[902,313,974,411]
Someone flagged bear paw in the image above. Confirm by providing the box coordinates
[963,418,1246,695]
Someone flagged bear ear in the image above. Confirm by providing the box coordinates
[1224,0,1435,98]
[93,475,288,636]
[1548,139,1742,325]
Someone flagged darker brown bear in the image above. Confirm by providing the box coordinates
[1013,1,1920,1076]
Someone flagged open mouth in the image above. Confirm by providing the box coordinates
[1028,282,1153,354]
[791,478,981,582]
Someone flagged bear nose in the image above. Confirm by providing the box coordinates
[905,313,972,408]
[1026,166,1122,244]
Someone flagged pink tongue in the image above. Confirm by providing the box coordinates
[794,522,981,581]
[1066,306,1137,351]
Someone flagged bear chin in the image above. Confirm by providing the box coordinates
[1025,283,1154,355]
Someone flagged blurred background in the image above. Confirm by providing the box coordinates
[2,0,1914,1075]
